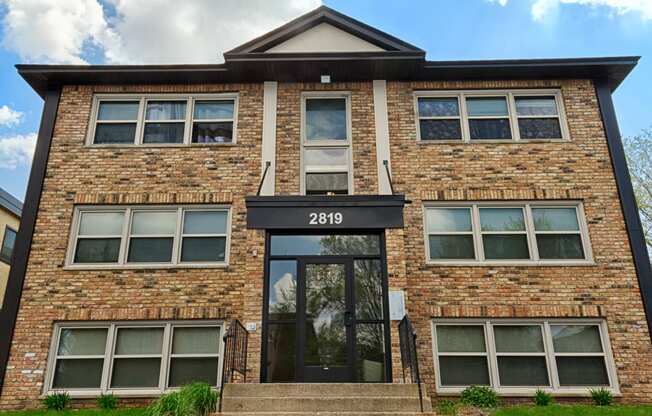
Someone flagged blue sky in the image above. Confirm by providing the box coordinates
[0,0,650,201]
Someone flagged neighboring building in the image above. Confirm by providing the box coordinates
[0,188,21,309]
[1,6,651,411]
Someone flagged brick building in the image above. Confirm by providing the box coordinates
[1,6,651,412]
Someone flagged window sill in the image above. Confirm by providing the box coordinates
[85,143,238,149]
[417,139,570,144]
[63,263,229,271]
[435,387,621,397]
[425,260,596,267]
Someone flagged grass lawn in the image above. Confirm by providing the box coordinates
[0,410,147,416]
[493,405,652,415]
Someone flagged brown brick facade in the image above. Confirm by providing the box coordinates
[1,78,651,409]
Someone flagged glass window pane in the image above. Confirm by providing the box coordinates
[266,324,296,382]
[74,238,121,263]
[493,326,544,352]
[0,228,16,262]
[192,122,233,143]
[515,96,558,116]
[168,357,218,387]
[537,235,584,259]
[98,102,139,120]
[437,325,486,352]
[306,98,347,141]
[551,325,603,353]
[94,123,137,144]
[58,328,108,356]
[429,235,475,260]
[268,260,297,321]
[356,323,386,382]
[127,238,174,263]
[466,97,508,116]
[183,211,227,234]
[145,101,187,120]
[439,356,490,386]
[172,327,220,354]
[115,327,164,355]
[304,148,348,167]
[419,119,462,140]
[355,260,383,320]
[418,97,459,117]
[143,123,185,144]
[53,359,104,389]
[556,357,609,386]
[480,208,525,231]
[180,237,226,262]
[306,173,348,194]
[482,235,530,260]
[131,211,177,235]
[193,100,234,119]
[533,208,579,231]
[79,212,124,236]
[498,356,549,386]
[518,118,562,139]
[427,208,472,232]
[111,358,161,388]
[270,235,380,256]
[469,119,512,140]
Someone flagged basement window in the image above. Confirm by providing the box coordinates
[432,319,619,395]
[67,206,231,268]
[88,94,237,146]
[415,89,568,141]
[47,322,222,396]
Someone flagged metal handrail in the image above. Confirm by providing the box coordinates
[218,319,248,413]
[398,315,424,413]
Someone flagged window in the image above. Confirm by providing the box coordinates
[68,206,230,267]
[47,322,222,395]
[432,319,618,395]
[88,94,237,146]
[301,94,352,195]
[415,90,568,141]
[0,226,17,264]
[423,202,592,264]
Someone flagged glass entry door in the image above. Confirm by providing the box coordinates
[263,234,390,383]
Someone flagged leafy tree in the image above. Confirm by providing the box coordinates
[623,128,652,252]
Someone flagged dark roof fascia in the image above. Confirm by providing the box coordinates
[245,194,407,208]
[0,188,22,217]
[225,5,424,56]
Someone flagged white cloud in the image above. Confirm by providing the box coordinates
[0,133,37,169]
[0,105,23,127]
[0,0,322,64]
[489,0,652,20]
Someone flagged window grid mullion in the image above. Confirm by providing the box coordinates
[458,93,471,142]
[172,208,183,265]
[118,208,131,265]
[472,205,484,261]
[184,98,193,145]
[160,324,172,391]
[508,92,520,141]
[485,322,499,388]
[524,204,540,261]
[543,322,560,390]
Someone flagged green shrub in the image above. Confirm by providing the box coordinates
[437,399,458,415]
[590,388,613,406]
[533,389,554,406]
[97,393,119,410]
[43,392,71,411]
[148,383,218,416]
[459,385,499,408]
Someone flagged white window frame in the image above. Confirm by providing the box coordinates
[300,92,354,195]
[423,201,594,266]
[44,321,224,398]
[65,205,232,269]
[87,93,239,146]
[415,89,570,142]
[431,318,620,396]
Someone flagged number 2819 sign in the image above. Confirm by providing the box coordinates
[308,212,343,225]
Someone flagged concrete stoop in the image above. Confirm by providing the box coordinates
[216,383,433,415]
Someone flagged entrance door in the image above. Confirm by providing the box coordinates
[263,233,391,383]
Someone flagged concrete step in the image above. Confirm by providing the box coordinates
[223,383,422,398]
[221,396,429,413]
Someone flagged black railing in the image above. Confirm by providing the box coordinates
[218,319,248,413]
[398,316,424,413]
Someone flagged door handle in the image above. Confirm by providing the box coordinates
[344,311,353,327]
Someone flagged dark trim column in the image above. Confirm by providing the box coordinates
[595,79,652,341]
[0,88,61,392]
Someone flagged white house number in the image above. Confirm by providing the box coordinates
[309,212,343,225]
